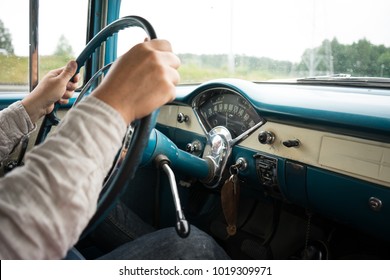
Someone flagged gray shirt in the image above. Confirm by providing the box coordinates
[0,96,126,259]
[0,101,35,160]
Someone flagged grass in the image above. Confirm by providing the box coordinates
[1,54,290,86]
[0,55,75,85]
[0,55,29,84]
[178,63,288,83]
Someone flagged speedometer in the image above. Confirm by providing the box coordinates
[193,88,263,139]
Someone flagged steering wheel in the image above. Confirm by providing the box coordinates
[35,15,158,236]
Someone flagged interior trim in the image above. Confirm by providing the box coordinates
[158,105,390,188]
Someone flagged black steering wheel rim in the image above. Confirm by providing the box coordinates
[34,15,158,237]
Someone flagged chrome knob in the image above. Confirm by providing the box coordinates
[258,131,275,144]
[177,113,189,123]
[186,140,202,154]
[368,197,382,211]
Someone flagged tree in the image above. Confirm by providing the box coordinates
[54,35,74,57]
[296,38,390,77]
[0,19,14,55]
[378,51,390,77]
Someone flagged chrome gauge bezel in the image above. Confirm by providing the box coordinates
[192,87,266,144]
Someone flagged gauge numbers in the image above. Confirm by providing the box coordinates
[197,89,262,138]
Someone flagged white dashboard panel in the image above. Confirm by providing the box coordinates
[319,136,390,184]
[240,122,390,187]
[158,105,390,187]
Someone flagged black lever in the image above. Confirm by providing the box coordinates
[155,154,190,238]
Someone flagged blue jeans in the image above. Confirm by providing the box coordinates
[68,202,230,260]
[90,202,156,252]
[98,226,230,260]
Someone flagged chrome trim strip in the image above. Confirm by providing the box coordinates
[29,0,39,91]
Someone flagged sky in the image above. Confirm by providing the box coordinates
[1,0,390,63]
[0,0,88,57]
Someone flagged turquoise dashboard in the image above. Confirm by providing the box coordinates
[155,79,390,242]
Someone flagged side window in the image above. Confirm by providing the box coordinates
[0,1,87,93]
[0,3,29,91]
[39,0,88,81]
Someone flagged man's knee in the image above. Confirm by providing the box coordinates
[160,226,230,259]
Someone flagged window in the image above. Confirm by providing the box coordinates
[0,3,29,90]
[119,0,390,84]
[0,0,88,92]
[39,0,88,79]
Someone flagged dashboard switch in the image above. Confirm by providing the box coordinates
[177,113,189,123]
[368,197,382,211]
[283,139,300,148]
[258,131,275,144]
[185,140,202,155]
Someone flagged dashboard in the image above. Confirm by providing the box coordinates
[156,79,390,242]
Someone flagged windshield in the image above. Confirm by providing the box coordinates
[119,0,390,84]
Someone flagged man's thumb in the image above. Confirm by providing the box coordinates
[59,60,78,80]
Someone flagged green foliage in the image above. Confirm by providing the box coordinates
[1,38,390,86]
[178,53,293,83]
[40,55,76,76]
[296,38,390,77]
[179,38,390,82]
[0,55,75,85]
[0,55,28,84]
[0,20,14,55]
[54,35,74,58]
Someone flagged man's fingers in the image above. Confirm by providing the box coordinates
[58,61,78,81]
[58,98,70,105]
[61,89,74,99]
[167,65,181,86]
[160,51,181,69]
[66,80,79,91]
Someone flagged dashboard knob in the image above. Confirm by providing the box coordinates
[186,143,195,153]
[185,140,202,155]
[368,197,382,211]
[258,131,275,144]
[177,113,189,123]
[283,139,300,148]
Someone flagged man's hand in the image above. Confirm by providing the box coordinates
[22,61,80,123]
[92,39,180,124]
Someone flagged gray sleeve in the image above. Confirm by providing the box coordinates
[0,101,35,161]
[0,96,127,259]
